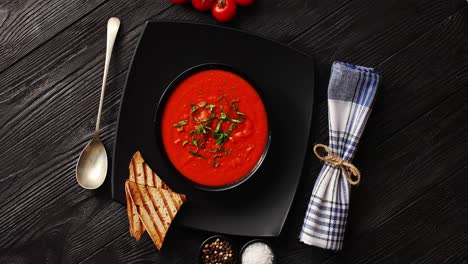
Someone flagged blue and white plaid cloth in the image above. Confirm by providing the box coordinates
[299,62,380,250]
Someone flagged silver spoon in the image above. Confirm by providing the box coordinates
[76,17,120,189]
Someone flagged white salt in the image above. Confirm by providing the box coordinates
[241,242,274,264]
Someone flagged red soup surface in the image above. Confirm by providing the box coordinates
[161,69,268,187]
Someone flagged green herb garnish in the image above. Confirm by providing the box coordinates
[189,150,208,160]
[200,124,208,134]
[231,100,245,120]
[191,103,197,113]
[190,125,208,135]
[175,98,246,168]
[215,120,223,133]
[214,124,235,146]
[214,133,228,146]
[173,120,188,127]
[226,123,236,134]
[191,106,216,123]
[205,104,215,111]
[220,112,228,120]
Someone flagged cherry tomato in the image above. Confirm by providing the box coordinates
[172,0,189,4]
[235,0,254,6]
[212,0,237,23]
[192,0,215,11]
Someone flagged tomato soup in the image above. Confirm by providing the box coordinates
[161,69,268,187]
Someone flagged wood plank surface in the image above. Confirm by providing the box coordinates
[0,0,467,263]
[0,0,107,72]
[324,165,468,263]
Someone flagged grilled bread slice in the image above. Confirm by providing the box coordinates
[127,152,146,240]
[126,180,186,250]
[125,182,145,240]
[127,151,168,238]
[130,151,169,189]
[125,151,186,249]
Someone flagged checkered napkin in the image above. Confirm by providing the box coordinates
[299,62,380,250]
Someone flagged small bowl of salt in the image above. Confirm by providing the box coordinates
[240,239,275,264]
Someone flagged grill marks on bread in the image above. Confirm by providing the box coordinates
[125,151,186,250]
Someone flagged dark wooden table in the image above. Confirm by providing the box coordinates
[1,0,467,263]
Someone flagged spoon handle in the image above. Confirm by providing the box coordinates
[95,17,120,135]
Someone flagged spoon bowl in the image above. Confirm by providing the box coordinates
[76,136,108,189]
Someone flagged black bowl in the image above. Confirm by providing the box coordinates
[154,63,271,192]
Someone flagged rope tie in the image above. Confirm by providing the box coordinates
[313,144,361,185]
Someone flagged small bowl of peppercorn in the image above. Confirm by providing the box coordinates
[199,235,237,264]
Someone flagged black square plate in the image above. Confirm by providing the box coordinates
[112,21,314,236]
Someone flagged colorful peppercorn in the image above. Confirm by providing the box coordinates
[201,237,235,264]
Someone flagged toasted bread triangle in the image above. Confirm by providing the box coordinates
[125,151,186,250]
[127,152,146,239]
[126,181,163,248]
[126,180,186,250]
[125,182,144,240]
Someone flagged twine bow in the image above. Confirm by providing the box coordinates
[313,144,361,185]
